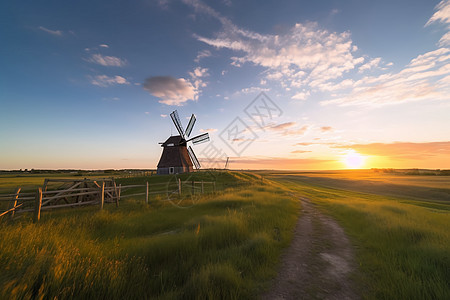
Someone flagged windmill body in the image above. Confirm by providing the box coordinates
[157,136,193,175]
[156,110,209,175]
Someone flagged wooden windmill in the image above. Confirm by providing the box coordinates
[156,110,209,175]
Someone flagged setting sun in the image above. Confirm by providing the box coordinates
[343,150,366,169]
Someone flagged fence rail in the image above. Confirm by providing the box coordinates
[0,178,217,222]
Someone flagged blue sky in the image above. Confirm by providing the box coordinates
[1,0,449,170]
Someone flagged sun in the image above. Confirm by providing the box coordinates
[342,150,366,169]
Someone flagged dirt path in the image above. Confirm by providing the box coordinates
[262,196,359,300]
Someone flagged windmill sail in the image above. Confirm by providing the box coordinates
[185,114,196,137]
[188,146,201,169]
[170,110,184,137]
[188,133,209,145]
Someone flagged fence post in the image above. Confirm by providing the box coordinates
[118,184,121,202]
[178,178,182,196]
[213,181,216,193]
[146,181,149,204]
[100,181,105,210]
[114,182,119,207]
[192,180,195,195]
[33,188,42,223]
[201,181,204,194]
[10,187,21,220]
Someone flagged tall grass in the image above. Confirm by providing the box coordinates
[276,178,450,300]
[0,178,298,299]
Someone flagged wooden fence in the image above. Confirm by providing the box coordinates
[0,178,216,222]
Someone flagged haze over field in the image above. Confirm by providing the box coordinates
[1,0,449,170]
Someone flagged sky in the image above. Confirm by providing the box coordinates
[1,0,449,170]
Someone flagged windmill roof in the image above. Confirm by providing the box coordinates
[161,135,185,146]
[157,144,192,168]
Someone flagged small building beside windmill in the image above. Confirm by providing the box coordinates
[157,136,193,175]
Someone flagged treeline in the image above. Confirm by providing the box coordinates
[0,169,155,175]
[371,168,450,176]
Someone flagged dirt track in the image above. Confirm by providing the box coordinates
[262,196,359,300]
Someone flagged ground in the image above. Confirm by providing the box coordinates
[263,195,359,300]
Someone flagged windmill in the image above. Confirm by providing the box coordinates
[156,110,210,175]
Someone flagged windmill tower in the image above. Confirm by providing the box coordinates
[157,110,209,175]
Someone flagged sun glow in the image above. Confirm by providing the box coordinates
[342,150,366,169]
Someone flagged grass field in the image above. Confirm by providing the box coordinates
[266,171,450,299]
[0,172,298,299]
[1,169,449,299]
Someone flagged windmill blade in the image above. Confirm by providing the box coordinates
[170,110,184,137]
[185,114,196,137]
[187,132,209,145]
[188,146,201,169]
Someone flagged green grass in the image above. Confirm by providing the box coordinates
[0,173,299,299]
[272,175,450,300]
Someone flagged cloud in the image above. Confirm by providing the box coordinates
[143,76,197,105]
[189,66,209,78]
[157,0,170,9]
[264,122,309,136]
[87,54,127,67]
[426,0,450,26]
[291,150,312,154]
[239,86,270,94]
[426,1,450,46]
[184,0,450,107]
[439,31,450,46]
[99,44,109,48]
[321,47,450,106]
[358,57,382,73]
[200,128,218,133]
[294,142,314,146]
[194,49,212,62]
[90,75,129,87]
[291,91,310,100]
[184,0,364,92]
[188,66,209,94]
[333,141,450,160]
[268,122,296,131]
[320,126,333,132]
[160,114,168,118]
[38,26,63,36]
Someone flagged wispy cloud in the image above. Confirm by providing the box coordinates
[143,76,197,106]
[188,66,209,97]
[90,75,130,87]
[291,150,312,154]
[87,54,127,67]
[200,128,218,133]
[184,0,450,107]
[183,0,365,93]
[263,122,309,136]
[321,47,450,106]
[358,57,382,73]
[99,44,109,48]
[426,0,450,46]
[38,26,63,36]
[194,49,212,62]
[320,126,333,132]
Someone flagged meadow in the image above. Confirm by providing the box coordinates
[266,170,450,299]
[0,171,298,299]
[1,169,449,299]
